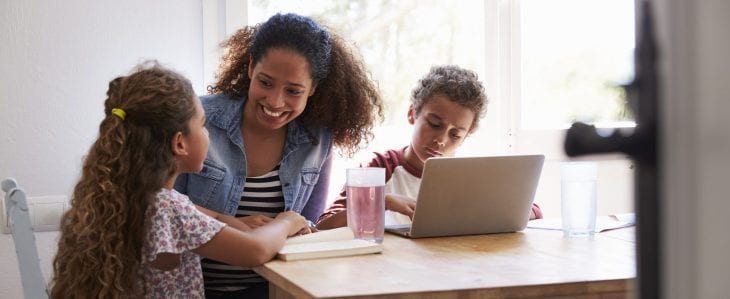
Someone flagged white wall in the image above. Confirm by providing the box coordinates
[0,1,206,297]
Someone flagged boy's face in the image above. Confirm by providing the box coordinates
[405,95,475,172]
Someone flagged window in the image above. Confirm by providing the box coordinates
[512,0,635,165]
[509,0,636,217]
[520,0,635,129]
[210,0,637,215]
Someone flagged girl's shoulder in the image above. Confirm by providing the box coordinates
[149,189,224,239]
[154,189,195,213]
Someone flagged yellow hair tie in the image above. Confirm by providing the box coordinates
[111,108,126,120]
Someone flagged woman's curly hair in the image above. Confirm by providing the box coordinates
[208,13,383,156]
[411,65,488,133]
[49,62,196,298]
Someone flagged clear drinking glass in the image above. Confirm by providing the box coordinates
[561,162,598,237]
[346,167,385,243]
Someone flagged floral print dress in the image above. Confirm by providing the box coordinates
[142,188,226,298]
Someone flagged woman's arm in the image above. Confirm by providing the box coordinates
[316,209,347,229]
[237,214,274,229]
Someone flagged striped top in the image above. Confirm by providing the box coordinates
[200,165,285,292]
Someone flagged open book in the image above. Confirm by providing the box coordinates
[527,213,636,232]
[277,227,383,261]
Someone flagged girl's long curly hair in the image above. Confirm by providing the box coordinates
[49,62,196,298]
[208,13,383,157]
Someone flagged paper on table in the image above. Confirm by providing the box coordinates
[527,213,636,232]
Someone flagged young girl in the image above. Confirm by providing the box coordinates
[50,63,307,298]
[317,65,543,229]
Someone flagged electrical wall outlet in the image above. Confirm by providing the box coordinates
[28,196,68,232]
[1,195,69,234]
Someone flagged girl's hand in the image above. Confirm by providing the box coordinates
[385,194,417,219]
[237,215,274,229]
[274,211,308,236]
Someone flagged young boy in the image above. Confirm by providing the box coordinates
[316,65,542,229]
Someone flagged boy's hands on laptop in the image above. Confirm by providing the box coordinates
[386,194,417,219]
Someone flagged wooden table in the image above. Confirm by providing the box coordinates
[253,228,636,298]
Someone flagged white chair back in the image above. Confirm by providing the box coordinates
[2,178,49,299]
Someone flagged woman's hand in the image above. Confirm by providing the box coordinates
[274,211,308,236]
[385,194,417,219]
[237,215,274,229]
[294,222,317,236]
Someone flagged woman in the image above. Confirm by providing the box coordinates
[174,13,382,298]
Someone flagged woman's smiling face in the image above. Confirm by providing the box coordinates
[245,48,316,131]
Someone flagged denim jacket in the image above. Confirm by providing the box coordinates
[174,93,333,222]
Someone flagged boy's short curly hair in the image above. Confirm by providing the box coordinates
[411,65,488,133]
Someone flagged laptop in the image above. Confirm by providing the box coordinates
[385,154,545,238]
